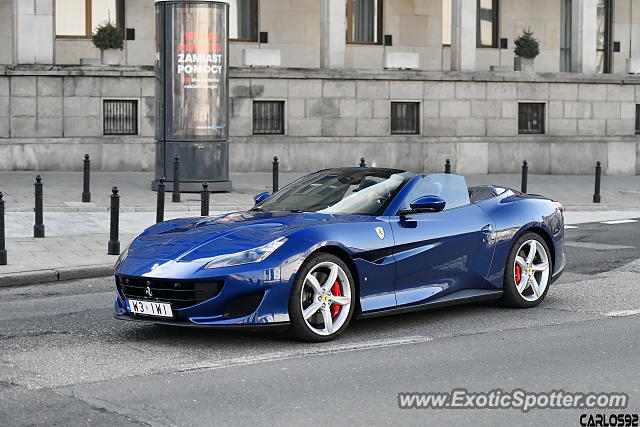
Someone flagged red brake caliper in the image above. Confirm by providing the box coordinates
[514,264,522,284]
[330,281,341,318]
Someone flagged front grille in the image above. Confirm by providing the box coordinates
[117,275,223,309]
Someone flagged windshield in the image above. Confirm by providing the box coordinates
[255,169,413,216]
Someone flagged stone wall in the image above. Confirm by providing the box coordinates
[228,68,640,175]
[0,67,155,171]
[1,66,639,175]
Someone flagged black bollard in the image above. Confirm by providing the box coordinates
[521,160,528,194]
[172,154,181,203]
[156,177,165,223]
[82,154,91,203]
[593,161,602,203]
[108,187,120,255]
[201,182,210,216]
[360,157,366,167]
[272,156,279,193]
[0,192,6,265]
[445,159,451,174]
[34,175,45,238]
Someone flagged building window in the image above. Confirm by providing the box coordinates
[103,100,138,135]
[560,0,572,72]
[55,0,120,38]
[636,105,640,135]
[253,101,285,135]
[229,0,258,42]
[347,0,383,44]
[518,103,545,135]
[477,0,499,47]
[391,102,420,135]
[596,0,613,73]
[441,0,498,47]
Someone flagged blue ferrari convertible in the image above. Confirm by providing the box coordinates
[114,168,565,342]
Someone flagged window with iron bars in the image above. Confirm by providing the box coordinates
[253,101,285,135]
[391,102,420,135]
[103,99,138,135]
[518,103,545,135]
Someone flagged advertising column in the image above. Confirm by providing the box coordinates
[154,0,232,192]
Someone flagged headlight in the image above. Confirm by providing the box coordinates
[204,237,288,269]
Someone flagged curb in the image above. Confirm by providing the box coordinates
[0,264,114,287]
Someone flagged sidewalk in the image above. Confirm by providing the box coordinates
[0,171,306,213]
[1,170,639,286]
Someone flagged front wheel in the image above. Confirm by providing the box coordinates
[502,232,552,308]
[288,253,355,342]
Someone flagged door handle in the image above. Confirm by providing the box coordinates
[481,224,494,234]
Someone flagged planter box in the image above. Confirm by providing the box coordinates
[101,49,123,66]
[383,52,420,70]
[514,56,535,72]
[626,58,640,74]
[242,49,281,67]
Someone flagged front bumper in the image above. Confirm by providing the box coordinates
[113,260,293,326]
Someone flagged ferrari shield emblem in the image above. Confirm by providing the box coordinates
[375,227,385,240]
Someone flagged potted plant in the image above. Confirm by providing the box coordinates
[92,21,124,66]
[513,28,539,72]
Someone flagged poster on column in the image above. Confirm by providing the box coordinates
[166,2,228,140]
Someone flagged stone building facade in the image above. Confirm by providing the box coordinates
[1,0,640,174]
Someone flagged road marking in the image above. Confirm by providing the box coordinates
[601,219,638,225]
[604,309,640,317]
[177,336,433,372]
[564,242,635,251]
[564,225,579,229]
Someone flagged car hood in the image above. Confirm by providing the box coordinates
[126,210,359,262]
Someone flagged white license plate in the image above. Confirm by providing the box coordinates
[127,299,174,318]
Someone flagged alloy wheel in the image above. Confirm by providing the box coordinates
[299,261,352,336]
[513,239,550,302]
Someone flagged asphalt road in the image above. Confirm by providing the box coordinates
[1,219,640,426]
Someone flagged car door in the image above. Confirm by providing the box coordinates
[388,174,496,306]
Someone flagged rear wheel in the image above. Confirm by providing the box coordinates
[502,232,552,308]
[288,253,355,342]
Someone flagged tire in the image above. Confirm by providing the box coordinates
[288,252,356,342]
[502,232,552,308]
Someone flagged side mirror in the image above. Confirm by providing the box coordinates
[399,195,446,215]
[253,192,270,205]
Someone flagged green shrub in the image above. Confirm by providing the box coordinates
[92,21,123,50]
[514,28,539,59]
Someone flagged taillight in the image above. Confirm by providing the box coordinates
[553,201,564,214]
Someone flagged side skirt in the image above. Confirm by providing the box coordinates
[357,289,503,319]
